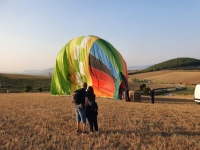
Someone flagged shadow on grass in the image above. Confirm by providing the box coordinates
[152,131,200,137]
[98,130,200,137]
[139,96,194,104]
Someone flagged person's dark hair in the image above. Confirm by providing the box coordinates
[82,82,87,89]
[87,86,95,102]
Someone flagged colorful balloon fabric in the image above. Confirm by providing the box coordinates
[51,35,128,99]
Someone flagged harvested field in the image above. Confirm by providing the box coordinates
[0,93,200,149]
[1,73,49,79]
[129,70,200,84]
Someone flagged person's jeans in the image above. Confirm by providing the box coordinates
[75,108,86,124]
[87,115,98,132]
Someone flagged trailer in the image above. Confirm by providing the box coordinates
[194,84,200,104]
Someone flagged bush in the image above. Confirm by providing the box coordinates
[139,84,151,95]
[24,85,32,92]
[142,87,150,95]
[38,87,42,92]
[140,84,146,91]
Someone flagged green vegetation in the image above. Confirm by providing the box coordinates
[0,74,51,93]
[24,85,33,92]
[141,57,200,73]
[139,84,150,95]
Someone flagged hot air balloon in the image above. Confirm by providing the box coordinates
[51,35,128,99]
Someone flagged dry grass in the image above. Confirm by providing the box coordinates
[129,70,200,84]
[1,93,200,149]
[1,73,49,79]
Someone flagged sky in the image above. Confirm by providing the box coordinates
[0,0,200,72]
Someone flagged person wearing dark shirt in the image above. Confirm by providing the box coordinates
[125,88,130,102]
[86,86,99,134]
[118,86,123,100]
[149,88,155,104]
[74,82,88,134]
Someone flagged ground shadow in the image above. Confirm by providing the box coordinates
[97,129,200,137]
[132,96,194,104]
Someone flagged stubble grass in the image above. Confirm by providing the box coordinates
[0,93,200,149]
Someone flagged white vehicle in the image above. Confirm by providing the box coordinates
[194,84,200,104]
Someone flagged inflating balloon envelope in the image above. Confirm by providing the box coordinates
[51,35,128,99]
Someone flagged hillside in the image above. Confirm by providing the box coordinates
[128,70,199,95]
[129,70,200,85]
[0,73,51,93]
[141,57,200,73]
[1,69,199,94]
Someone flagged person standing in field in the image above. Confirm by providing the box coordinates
[118,86,123,100]
[86,86,99,134]
[73,82,88,134]
[149,88,155,104]
[125,88,130,102]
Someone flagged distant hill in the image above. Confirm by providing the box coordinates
[127,65,151,70]
[23,66,150,75]
[22,68,53,76]
[19,57,200,75]
[141,57,200,73]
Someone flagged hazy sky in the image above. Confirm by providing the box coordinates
[1,0,200,72]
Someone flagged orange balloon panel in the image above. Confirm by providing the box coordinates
[89,67,115,97]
